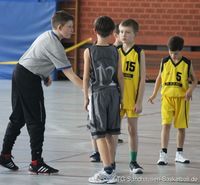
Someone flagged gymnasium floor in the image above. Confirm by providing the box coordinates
[0,80,199,185]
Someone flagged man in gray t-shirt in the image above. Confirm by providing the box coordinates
[0,11,82,174]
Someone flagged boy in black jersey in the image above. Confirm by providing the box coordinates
[83,16,123,183]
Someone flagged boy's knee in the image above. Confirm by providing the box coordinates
[128,125,137,135]
[178,128,185,133]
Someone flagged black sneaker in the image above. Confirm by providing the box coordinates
[0,154,19,171]
[29,158,59,174]
[129,161,143,174]
[118,138,124,143]
[89,152,100,162]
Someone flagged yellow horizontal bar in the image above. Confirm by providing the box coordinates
[65,37,92,52]
[0,61,18,65]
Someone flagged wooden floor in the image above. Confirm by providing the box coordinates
[0,80,199,185]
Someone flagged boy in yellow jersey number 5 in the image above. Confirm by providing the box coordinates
[118,19,146,174]
[148,36,198,165]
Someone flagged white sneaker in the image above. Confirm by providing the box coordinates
[88,170,117,184]
[157,151,168,165]
[175,151,190,164]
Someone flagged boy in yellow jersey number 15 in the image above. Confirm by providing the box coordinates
[118,19,146,174]
[148,36,198,165]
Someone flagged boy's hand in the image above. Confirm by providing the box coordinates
[44,76,52,87]
[84,98,89,111]
[134,103,142,114]
[148,94,156,104]
[185,89,192,101]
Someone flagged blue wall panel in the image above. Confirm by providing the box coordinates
[0,0,56,79]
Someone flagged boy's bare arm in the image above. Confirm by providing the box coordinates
[148,72,161,104]
[135,50,146,112]
[62,68,83,89]
[83,48,90,111]
[185,63,198,100]
[117,55,124,105]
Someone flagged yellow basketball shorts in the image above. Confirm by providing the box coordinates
[120,109,139,118]
[161,96,190,128]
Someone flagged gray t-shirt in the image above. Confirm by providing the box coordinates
[19,30,71,80]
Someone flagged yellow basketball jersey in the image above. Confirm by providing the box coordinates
[161,56,191,97]
[118,45,142,109]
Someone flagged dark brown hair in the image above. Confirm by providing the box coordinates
[51,10,73,29]
[94,16,115,38]
[120,19,139,33]
[167,36,184,51]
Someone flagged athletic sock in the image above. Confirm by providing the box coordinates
[111,162,116,170]
[104,166,113,174]
[177,148,183,152]
[31,160,38,166]
[162,148,167,153]
[130,151,137,162]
